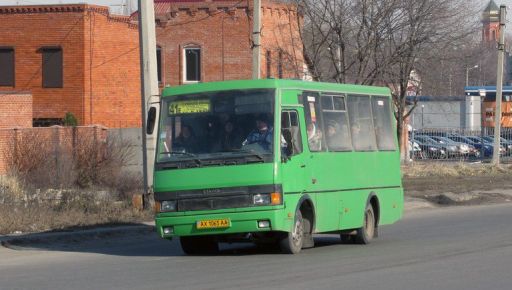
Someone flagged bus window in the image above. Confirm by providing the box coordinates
[321,95,352,151]
[303,93,326,152]
[347,95,377,151]
[281,110,303,156]
[372,97,396,151]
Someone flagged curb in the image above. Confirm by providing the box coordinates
[0,222,155,248]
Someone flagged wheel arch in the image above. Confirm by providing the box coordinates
[294,194,316,233]
[366,192,380,227]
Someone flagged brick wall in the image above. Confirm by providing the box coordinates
[0,5,141,128]
[0,6,87,123]
[83,8,141,128]
[0,126,107,176]
[0,93,32,128]
[153,0,304,87]
[260,1,304,79]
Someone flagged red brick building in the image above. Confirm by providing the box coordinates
[482,0,500,44]
[0,4,141,128]
[0,92,32,128]
[0,1,303,128]
[148,0,304,87]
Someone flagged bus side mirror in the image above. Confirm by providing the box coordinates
[146,107,157,135]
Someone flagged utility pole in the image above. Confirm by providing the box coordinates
[252,0,261,79]
[492,5,506,166]
[137,0,159,200]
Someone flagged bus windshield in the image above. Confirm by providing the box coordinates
[157,89,275,166]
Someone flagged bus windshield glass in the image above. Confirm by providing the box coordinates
[157,89,275,166]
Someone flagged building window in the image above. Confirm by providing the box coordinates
[33,118,63,127]
[0,47,15,87]
[156,46,162,83]
[41,47,63,88]
[183,47,201,82]
[266,50,272,78]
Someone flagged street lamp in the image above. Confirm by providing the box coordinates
[466,64,479,87]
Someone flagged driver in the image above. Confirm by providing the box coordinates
[242,115,273,151]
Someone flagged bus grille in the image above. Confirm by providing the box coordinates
[178,195,253,211]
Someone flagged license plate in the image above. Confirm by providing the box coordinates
[196,219,230,229]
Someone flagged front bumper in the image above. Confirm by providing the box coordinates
[155,207,291,238]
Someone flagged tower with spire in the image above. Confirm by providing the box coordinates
[482,0,500,44]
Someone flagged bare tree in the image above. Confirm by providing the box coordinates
[294,0,479,155]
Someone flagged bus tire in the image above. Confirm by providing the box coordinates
[279,209,304,254]
[353,203,376,245]
[180,236,219,255]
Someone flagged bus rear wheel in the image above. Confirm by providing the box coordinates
[279,210,304,254]
[180,236,219,255]
[353,204,376,244]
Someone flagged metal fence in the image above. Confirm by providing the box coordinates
[408,127,512,162]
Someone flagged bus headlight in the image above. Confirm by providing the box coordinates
[253,193,282,206]
[160,200,177,212]
[253,194,271,205]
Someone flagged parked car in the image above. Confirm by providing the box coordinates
[408,140,423,159]
[483,136,512,155]
[444,135,480,157]
[411,136,447,159]
[465,136,505,157]
[428,136,470,157]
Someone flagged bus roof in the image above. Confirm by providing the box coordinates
[161,79,391,97]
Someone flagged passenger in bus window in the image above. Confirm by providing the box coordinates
[174,125,199,153]
[242,115,273,151]
[307,122,322,151]
[326,120,344,150]
[219,120,243,151]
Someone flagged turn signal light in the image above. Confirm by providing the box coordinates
[270,192,282,205]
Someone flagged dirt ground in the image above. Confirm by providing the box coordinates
[403,162,512,206]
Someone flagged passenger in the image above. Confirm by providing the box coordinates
[326,120,344,150]
[174,125,199,153]
[306,122,322,151]
[220,120,242,151]
[204,118,220,152]
[242,115,273,151]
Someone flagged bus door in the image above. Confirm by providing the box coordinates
[302,91,351,232]
[280,108,309,195]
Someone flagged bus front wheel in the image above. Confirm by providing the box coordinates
[279,209,304,254]
[353,204,376,244]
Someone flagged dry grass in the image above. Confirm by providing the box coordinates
[402,162,512,178]
[0,198,152,235]
[0,131,147,235]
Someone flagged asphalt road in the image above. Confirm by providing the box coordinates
[1,204,512,290]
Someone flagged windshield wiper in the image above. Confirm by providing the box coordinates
[238,149,266,162]
[160,151,197,157]
[159,151,202,166]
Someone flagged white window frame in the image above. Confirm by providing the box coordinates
[182,46,201,84]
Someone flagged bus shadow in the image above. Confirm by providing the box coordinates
[2,228,352,257]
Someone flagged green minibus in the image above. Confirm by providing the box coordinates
[152,79,403,254]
